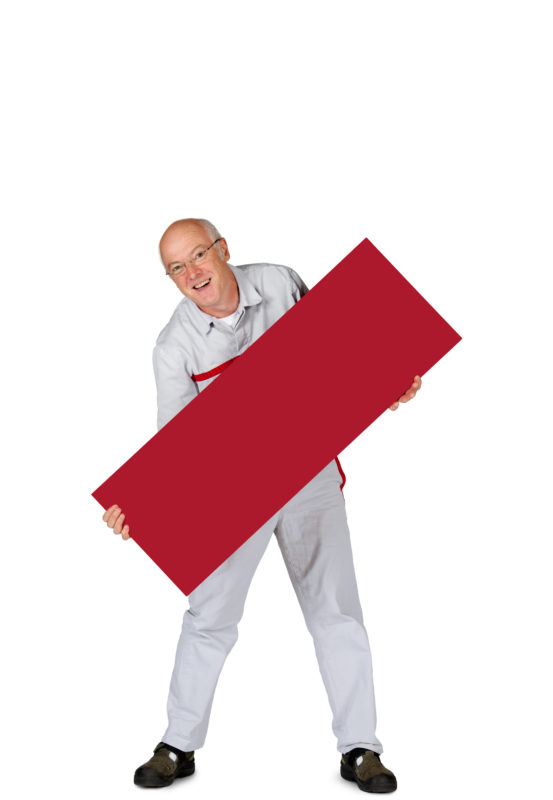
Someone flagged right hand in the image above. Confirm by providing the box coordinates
[102,504,131,540]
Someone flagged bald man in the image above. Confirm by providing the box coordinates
[103,219,421,792]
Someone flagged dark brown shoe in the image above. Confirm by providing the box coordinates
[340,748,397,793]
[134,741,195,788]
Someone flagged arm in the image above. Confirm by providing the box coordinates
[152,343,199,431]
[287,266,309,301]
[103,343,198,540]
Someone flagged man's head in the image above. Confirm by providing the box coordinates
[159,218,239,317]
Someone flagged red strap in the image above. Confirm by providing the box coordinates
[335,456,346,492]
[192,357,238,382]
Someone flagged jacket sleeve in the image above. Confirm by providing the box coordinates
[287,267,309,301]
[152,343,199,431]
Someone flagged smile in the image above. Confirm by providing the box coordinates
[193,278,211,290]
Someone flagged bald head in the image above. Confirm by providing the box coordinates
[159,218,222,264]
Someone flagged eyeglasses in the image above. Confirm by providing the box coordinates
[166,238,222,278]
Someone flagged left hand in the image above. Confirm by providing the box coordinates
[389,375,422,411]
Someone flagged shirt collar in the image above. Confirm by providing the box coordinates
[187,263,263,334]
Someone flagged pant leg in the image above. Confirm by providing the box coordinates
[274,461,383,755]
[162,512,278,752]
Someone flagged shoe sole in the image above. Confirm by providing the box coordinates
[134,762,195,788]
[340,762,397,793]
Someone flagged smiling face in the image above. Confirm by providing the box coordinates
[159,220,239,317]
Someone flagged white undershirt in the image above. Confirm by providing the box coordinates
[218,308,242,328]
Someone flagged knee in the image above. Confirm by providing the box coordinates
[305,606,366,643]
[184,601,244,643]
[175,609,239,656]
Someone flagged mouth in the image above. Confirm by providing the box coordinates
[192,277,211,291]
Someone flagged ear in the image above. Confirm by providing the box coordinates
[218,238,230,261]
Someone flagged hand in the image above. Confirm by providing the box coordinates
[102,504,131,540]
[389,375,422,411]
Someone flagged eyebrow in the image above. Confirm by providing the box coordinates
[167,243,208,267]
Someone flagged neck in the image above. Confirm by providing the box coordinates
[200,275,240,318]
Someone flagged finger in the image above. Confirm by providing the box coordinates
[106,508,122,528]
[113,513,125,535]
[102,504,119,522]
[122,524,131,540]
[389,401,399,410]
[399,383,416,401]
[400,387,418,402]
[105,507,121,529]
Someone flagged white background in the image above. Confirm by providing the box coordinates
[2,1,551,798]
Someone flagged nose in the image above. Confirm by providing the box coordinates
[187,263,203,283]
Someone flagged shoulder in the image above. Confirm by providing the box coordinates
[234,262,308,295]
[155,300,182,346]
[153,297,194,357]
[235,261,297,280]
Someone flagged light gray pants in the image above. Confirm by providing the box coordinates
[162,460,383,755]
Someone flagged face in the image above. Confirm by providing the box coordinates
[159,221,238,317]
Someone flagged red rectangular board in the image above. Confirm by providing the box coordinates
[92,238,461,595]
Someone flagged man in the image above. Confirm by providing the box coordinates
[102,218,422,792]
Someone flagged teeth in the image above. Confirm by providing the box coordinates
[194,279,210,289]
